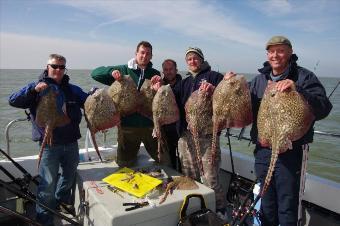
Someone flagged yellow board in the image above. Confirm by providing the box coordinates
[102,167,163,198]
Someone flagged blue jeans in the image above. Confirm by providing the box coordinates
[36,142,79,225]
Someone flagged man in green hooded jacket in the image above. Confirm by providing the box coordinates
[91,41,160,167]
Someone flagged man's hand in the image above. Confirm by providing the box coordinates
[223,71,237,80]
[151,75,163,91]
[34,82,48,92]
[88,87,98,95]
[112,70,122,81]
[199,81,215,96]
[275,79,296,92]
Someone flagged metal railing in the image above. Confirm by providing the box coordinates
[4,118,30,156]
[3,117,338,158]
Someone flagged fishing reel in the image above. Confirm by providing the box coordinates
[226,175,258,226]
[227,175,254,205]
[230,194,261,226]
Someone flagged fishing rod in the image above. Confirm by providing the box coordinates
[235,195,261,226]
[0,205,42,226]
[0,148,39,186]
[0,165,36,198]
[226,129,236,176]
[328,80,340,99]
[229,181,257,226]
[0,179,80,226]
[0,148,76,217]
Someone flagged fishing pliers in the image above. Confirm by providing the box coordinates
[122,201,149,211]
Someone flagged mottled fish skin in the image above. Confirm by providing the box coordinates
[257,82,315,196]
[139,79,156,120]
[84,88,120,162]
[152,85,179,161]
[107,75,139,116]
[159,176,198,204]
[211,75,252,164]
[185,89,213,177]
[36,85,70,167]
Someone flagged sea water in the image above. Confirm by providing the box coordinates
[0,69,339,183]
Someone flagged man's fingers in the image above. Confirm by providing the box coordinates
[224,71,236,80]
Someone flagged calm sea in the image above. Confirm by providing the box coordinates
[0,69,339,183]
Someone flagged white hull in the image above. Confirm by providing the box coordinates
[1,146,340,225]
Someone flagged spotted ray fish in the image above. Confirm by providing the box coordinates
[107,75,139,117]
[84,88,120,162]
[185,89,213,177]
[159,176,198,204]
[211,75,252,164]
[139,79,156,120]
[152,84,179,161]
[36,85,70,167]
[257,82,315,196]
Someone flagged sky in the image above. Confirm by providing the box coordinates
[1,0,340,77]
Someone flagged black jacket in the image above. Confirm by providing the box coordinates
[249,54,333,145]
[173,62,223,135]
[163,74,182,88]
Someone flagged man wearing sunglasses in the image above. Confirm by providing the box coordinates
[9,54,88,226]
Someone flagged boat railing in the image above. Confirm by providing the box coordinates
[3,115,114,158]
[84,128,112,150]
[314,130,340,138]
[228,128,340,141]
[4,117,30,156]
[4,117,339,158]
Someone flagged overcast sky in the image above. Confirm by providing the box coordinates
[1,0,340,77]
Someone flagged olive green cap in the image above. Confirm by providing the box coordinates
[266,35,292,50]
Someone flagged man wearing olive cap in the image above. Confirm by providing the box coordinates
[248,35,332,225]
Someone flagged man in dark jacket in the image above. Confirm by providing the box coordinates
[248,36,333,226]
[162,59,182,87]
[161,59,182,170]
[8,54,88,226]
[91,41,162,167]
[151,47,227,220]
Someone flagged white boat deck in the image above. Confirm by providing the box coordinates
[1,146,340,225]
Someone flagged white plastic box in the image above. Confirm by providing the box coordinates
[75,154,215,226]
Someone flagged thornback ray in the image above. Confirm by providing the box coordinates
[257,82,315,196]
[211,75,252,165]
[139,79,156,120]
[35,85,70,168]
[152,84,179,162]
[84,88,120,162]
[108,75,139,117]
[185,89,213,179]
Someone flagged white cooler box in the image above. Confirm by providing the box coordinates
[75,154,215,226]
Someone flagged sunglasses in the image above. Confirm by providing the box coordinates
[48,64,66,70]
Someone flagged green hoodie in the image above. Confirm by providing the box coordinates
[91,59,160,127]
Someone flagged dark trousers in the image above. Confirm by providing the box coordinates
[117,126,158,167]
[162,123,180,170]
[254,145,303,226]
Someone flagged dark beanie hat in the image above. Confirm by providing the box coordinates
[185,47,204,60]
